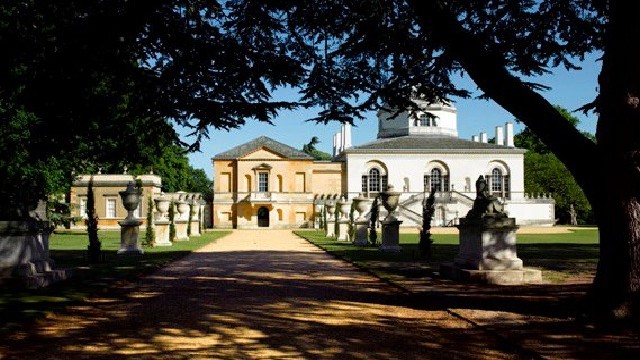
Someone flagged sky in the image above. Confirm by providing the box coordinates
[181,52,602,179]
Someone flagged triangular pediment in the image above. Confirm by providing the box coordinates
[241,147,286,160]
[213,136,314,160]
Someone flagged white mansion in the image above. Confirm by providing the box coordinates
[211,100,554,229]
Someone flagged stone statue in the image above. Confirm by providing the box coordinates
[569,204,577,225]
[465,175,506,219]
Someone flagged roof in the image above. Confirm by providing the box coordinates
[343,135,525,153]
[213,136,314,160]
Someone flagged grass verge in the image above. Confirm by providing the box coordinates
[295,229,599,284]
[0,230,230,335]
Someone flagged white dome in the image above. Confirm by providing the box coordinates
[377,100,458,138]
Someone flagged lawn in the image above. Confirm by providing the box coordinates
[295,228,599,284]
[0,229,230,334]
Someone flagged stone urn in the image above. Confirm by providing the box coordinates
[119,182,142,221]
[352,193,372,221]
[154,196,171,220]
[325,201,336,219]
[379,185,402,221]
[337,198,351,220]
[176,201,190,220]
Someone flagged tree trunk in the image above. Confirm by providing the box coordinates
[589,1,640,320]
[411,0,640,320]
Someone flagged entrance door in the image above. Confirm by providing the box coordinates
[257,207,270,227]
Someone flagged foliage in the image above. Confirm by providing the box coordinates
[0,0,292,216]
[302,136,333,160]
[524,152,593,224]
[515,106,594,224]
[129,143,211,194]
[85,177,101,263]
[419,188,436,259]
[144,195,155,247]
[369,196,379,246]
[168,201,176,242]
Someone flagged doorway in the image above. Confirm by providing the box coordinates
[257,207,270,227]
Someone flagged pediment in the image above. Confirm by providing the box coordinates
[241,147,286,160]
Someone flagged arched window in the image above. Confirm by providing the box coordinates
[489,167,510,198]
[361,167,388,195]
[424,167,450,192]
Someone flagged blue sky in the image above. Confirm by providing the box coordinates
[181,52,601,179]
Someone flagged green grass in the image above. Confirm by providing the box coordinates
[0,230,230,334]
[295,229,599,284]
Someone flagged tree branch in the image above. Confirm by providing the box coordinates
[408,0,599,200]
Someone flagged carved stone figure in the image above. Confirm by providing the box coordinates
[465,175,506,219]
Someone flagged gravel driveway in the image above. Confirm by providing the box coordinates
[3,229,636,359]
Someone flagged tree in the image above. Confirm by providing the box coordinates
[221,0,633,321]
[0,1,299,218]
[514,106,594,224]
[3,0,639,320]
[302,137,333,160]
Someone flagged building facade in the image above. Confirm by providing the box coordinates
[212,137,344,229]
[212,102,555,229]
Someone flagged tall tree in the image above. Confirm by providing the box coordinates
[225,0,633,320]
[0,0,300,217]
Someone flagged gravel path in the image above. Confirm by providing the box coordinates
[3,230,523,360]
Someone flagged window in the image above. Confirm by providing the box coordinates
[361,168,388,195]
[79,198,87,219]
[369,168,380,192]
[431,168,442,192]
[491,168,503,193]
[424,168,450,192]
[258,172,269,192]
[489,168,510,198]
[106,198,117,218]
[415,114,437,127]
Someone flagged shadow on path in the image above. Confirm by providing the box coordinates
[2,230,639,359]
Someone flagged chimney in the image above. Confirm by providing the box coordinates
[505,122,514,147]
[495,126,504,145]
[471,135,479,142]
[333,130,343,156]
[479,132,488,143]
[342,123,352,150]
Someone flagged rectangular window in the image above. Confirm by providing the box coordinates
[504,175,510,198]
[106,198,117,218]
[79,198,88,219]
[362,175,368,193]
[381,175,388,192]
[443,175,450,192]
[258,172,269,192]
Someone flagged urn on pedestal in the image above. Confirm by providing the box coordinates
[117,181,144,255]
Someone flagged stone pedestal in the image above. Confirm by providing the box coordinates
[325,219,336,238]
[117,218,144,255]
[0,220,71,288]
[379,219,402,252]
[189,220,201,237]
[353,219,369,246]
[153,220,172,246]
[174,220,189,241]
[337,220,350,241]
[443,216,542,285]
